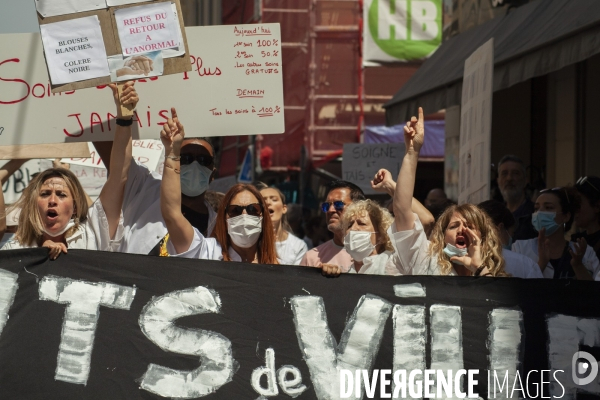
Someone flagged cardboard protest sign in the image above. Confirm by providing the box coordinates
[36,0,191,93]
[36,0,107,18]
[0,25,284,146]
[458,39,493,205]
[0,143,90,161]
[1,248,600,398]
[342,143,405,195]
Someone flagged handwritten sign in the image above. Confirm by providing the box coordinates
[342,143,405,195]
[114,3,179,57]
[458,39,493,205]
[61,140,165,171]
[0,25,284,146]
[39,16,110,85]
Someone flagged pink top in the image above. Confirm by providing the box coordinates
[300,239,353,272]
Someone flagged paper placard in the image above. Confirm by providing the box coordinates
[0,25,284,146]
[107,0,148,5]
[35,0,107,18]
[60,140,164,171]
[39,16,110,85]
[458,39,493,205]
[114,3,179,56]
[342,143,405,195]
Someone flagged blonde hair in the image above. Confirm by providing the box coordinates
[11,168,88,246]
[428,203,508,276]
[342,200,394,253]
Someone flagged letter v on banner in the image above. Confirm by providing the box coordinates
[291,294,392,400]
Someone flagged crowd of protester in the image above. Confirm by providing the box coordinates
[1,92,599,281]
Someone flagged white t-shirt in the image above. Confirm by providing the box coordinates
[276,233,308,265]
[512,238,600,280]
[119,161,216,255]
[167,227,223,260]
[348,251,394,275]
[1,199,123,252]
[502,249,544,279]
[385,214,457,276]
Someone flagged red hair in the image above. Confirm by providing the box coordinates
[212,184,279,264]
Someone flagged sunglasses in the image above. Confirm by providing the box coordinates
[321,201,346,213]
[577,176,599,193]
[226,203,263,217]
[180,154,214,167]
[539,187,570,205]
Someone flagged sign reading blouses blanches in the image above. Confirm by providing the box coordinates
[0,249,599,399]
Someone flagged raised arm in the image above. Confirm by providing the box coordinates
[0,159,29,185]
[98,82,138,239]
[372,168,435,235]
[160,108,195,254]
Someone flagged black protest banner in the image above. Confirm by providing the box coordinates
[0,248,599,400]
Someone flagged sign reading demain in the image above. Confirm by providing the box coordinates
[363,0,442,64]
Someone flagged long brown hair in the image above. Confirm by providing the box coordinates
[11,168,88,246]
[212,184,279,264]
[428,203,508,277]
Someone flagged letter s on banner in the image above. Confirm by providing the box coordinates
[138,286,237,398]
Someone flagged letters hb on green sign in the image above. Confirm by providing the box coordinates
[368,0,442,60]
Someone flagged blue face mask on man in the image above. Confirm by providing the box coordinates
[531,211,560,236]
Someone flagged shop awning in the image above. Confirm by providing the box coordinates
[384,0,600,125]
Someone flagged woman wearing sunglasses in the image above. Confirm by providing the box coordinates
[159,109,278,264]
[572,176,600,260]
[386,108,508,277]
[511,186,600,280]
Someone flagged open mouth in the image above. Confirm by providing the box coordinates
[455,235,467,249]
[46,210,59,222]
[268,207,274,215]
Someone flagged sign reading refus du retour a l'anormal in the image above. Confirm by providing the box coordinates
[0,24,284,147]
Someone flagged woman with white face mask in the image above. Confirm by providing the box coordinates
[340,200,395,274]
[159,109,279,264]
[260,187,307,265]
[0,82,138,258]
[512,187,600,280]
[386,107,508,277]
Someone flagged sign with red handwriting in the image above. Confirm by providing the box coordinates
[61,140,165,171]
[0,24,284,146]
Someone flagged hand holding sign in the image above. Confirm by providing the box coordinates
[108,81,139,118]
[160,108,185,157]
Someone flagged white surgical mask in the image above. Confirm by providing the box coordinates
[180,161,212,197]
[227,214,262,248]
[344,230,376,262]
[443,243,468,265]
[43,218,76,238]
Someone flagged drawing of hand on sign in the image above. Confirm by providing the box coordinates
[120,55,154,76]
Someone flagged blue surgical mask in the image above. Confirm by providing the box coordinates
[180,161,212,197]
[443,243,467,265]
[531,211,560,236]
